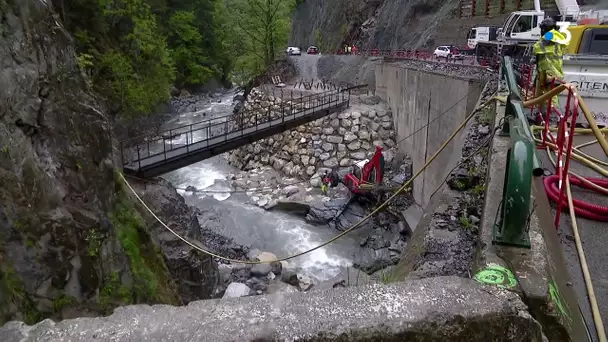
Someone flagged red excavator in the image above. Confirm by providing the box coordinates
[328,145,386,195]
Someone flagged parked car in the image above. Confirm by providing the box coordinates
[433,45,464,60]
[286,47,301,55]
[306,46,319,54]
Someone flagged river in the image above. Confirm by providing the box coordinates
[160,89,365,282]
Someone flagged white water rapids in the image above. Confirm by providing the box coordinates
[160,90,365,282]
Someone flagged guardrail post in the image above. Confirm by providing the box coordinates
[493,117,532,248]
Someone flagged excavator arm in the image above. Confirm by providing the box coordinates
[361,145,385,185]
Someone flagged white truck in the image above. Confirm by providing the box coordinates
[561,54,608,126]
[471,0,596,64]
[466,26,498,49]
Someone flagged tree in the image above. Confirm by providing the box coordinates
[230,0,296,83]
[167,10,214,88]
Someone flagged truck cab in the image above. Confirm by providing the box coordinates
[559,25,608,126]
[500,11,544,42]
[467,26,498,49]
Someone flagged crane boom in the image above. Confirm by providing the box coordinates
[555,0,580,18]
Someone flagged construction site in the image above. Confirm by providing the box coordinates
[1,0,608,341]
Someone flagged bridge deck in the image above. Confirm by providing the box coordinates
[121,90,349,177]
[538,134,608,338]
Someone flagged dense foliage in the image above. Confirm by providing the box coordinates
[53,0,295,117]
[228,0,296,85]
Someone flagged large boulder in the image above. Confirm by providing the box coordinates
[222,283,251,298]
[131,179,220,303]
[306,198,375,231]
[265,201,311,216]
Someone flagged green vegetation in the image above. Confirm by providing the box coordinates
[0,264,42,325]
[227,0,296,85]
[99,271,133,311]
[86,228,103,257]
[108,178,180,306]
[315,29,325,52]
[477,104,496,125]
[472,184,486,197]
[451,179,467,190]
[459,216,474,230]
[378,268,397,284]
[52,295,77,313]
[56,0,296,117]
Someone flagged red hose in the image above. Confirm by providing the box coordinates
[544,175,608,221]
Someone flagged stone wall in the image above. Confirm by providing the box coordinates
[227,89,397,181]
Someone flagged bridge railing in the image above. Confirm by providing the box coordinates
[120,89,350,169]
[493,56,543,248]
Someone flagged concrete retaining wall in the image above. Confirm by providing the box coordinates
[0,276,544,341]
[375,61,482,206]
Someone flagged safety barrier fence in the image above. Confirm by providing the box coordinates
[515,62,594,226]
[333,48,501,68]
[494,56,541,248]
[499,55,592,245]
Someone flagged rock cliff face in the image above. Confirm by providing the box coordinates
[0,0,216,325]
[290,0,514,50]
[227,88,396,181]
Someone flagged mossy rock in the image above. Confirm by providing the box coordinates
[107,181,180,306]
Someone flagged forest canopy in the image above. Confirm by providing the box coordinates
[52,0,296,117]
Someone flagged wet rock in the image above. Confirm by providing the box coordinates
[245,278,267,292]
[282,185,300,197]
[229,265,252,283]
[256,252,278,263]
[266,201,310,216]
[269,262,283,275]
[222,283,251,298]
[297,274,314,291]
[250,264,272,277]
[281,269,299,287]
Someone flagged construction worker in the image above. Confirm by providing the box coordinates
[321,170,331,195]
[530,17,571,124]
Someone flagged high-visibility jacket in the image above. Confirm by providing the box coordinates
[532,28,571,108]
[533,29,571,80]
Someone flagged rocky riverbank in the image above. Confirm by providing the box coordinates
[206,154,414,276]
